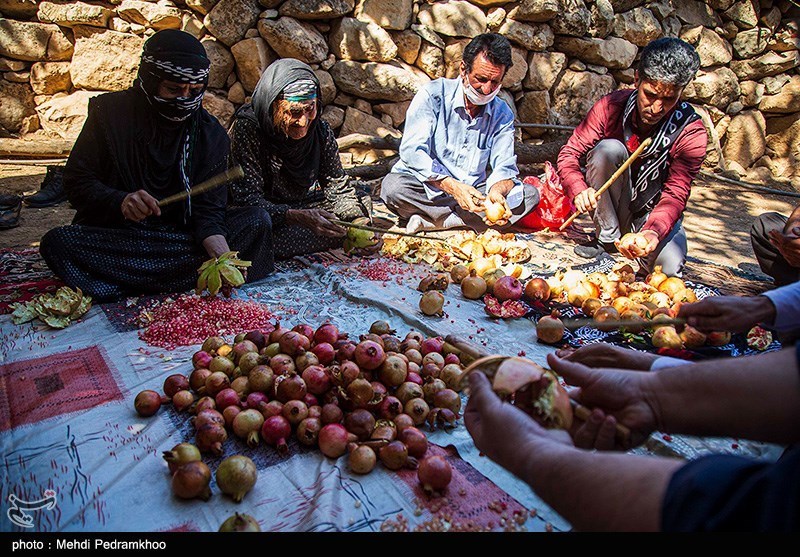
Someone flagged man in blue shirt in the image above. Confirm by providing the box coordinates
[380,33,539,233]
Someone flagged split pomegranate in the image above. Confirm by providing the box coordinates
[216,455,257,503]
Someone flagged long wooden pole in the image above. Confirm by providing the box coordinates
[559,137,653,232]
[157,166,244,208]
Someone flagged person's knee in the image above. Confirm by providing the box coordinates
[751,212,784,238]
[379,173,403,205]
[39,227,68,262]
[588,139,627,165]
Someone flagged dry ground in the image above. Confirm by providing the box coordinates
[1,161,797,281]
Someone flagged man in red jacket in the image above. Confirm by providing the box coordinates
[557,37,707,277]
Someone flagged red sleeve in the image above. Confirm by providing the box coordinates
[642,119,708,240]
[556,94,613,200]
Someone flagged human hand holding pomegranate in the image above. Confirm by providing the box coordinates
[482,183,512,226]
[676,295,776,334]
[287,208,346,237]
[615,230,658,259]
[464,371,573,478]
[546,353,658,451]
[122,190,161,222]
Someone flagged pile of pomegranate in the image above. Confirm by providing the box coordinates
[136,320,461,502]
[524,263,734,349]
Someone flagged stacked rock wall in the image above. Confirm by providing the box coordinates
[0,0,798,184]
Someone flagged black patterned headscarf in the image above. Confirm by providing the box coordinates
[100,30,224,222]
[136,29,210,122]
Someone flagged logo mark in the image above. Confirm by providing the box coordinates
[7,490,57,528]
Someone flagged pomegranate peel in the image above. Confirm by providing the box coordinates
[483,295,530,319]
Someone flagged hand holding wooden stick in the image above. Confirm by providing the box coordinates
[559,137,653,232]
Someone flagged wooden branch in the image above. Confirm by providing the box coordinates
[344,156,399,180]
[0,138,74,158]
[336,133,401,151]
[515,138,568,164]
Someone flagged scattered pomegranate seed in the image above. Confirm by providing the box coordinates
[662,434,672,442]
[137,294,276,349]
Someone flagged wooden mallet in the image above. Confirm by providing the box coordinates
[558,137,653,232]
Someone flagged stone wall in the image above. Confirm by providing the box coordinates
[0,0,799,184]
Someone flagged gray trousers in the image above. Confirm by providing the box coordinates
[750,211,800,285]
[380,172,539,231]
[586,139,687,276]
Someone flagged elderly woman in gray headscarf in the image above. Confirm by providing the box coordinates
[228,58,372,258]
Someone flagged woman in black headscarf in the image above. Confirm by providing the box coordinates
[40,29,274,302]
[228,58,372,258]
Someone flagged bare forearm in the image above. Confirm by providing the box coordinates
[652,348,800,443]
[519,442,682,531]
[202,234,230,259]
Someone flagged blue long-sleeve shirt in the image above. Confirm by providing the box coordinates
[391,77,518,199]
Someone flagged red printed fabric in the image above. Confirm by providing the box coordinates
[0,346,122,431]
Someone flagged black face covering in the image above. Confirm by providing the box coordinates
[136,29,210,122]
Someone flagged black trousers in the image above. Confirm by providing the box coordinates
[750,211,800,286]
[40,206,274,303]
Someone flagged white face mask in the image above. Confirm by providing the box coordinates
[462,77,501,106]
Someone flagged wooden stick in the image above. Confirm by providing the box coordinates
[157,166,244,208]
[329,219,449,243]
[444,334,631,445]
[558,137,653,231]
[545,316,687,331]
